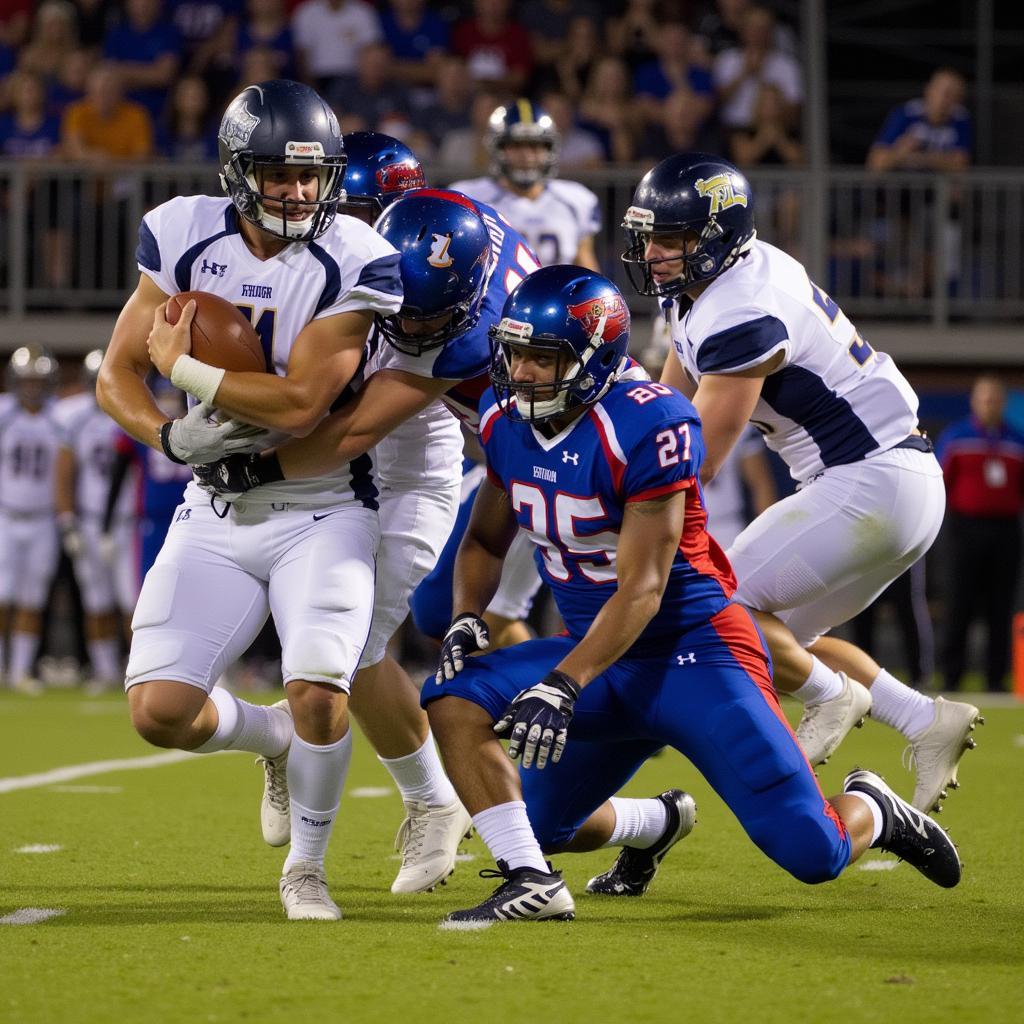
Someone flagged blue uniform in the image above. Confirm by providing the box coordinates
[423,380,851,884]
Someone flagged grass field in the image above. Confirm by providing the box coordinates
[2,689,1022,1024]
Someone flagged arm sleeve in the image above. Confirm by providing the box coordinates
[319,250,403,319]
[694,313,789,374]
[622,414,703,503]
[135,203,177,295]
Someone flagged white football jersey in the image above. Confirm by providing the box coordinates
[668,240,920,484]
[53,393,136,519]
[136,195,403,506]
[448,177,600,267]
[0,402,65,514]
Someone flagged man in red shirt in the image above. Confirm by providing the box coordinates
[452,0,533,95]
[936,375,1024,691]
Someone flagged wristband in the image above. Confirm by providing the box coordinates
[159,421,188,464]
[169,354,225,405]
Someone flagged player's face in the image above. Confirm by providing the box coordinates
[509,345,559,399]
[257,165,322,221]
[644,231,694,285]
[501,141,549,176]
[16,378,47,412]
[397,311,454,336]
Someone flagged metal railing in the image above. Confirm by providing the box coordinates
[1,161,1021,325]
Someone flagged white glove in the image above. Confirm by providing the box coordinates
[161,402,268,465]
[58,514,83,559]
[98,532,118,564]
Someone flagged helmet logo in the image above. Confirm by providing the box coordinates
[567,295,629,343]
[427,232,454,269]
[377,162,426,195]
[285,140,325,162]
[221,102,260,149]
[695,175,747,215]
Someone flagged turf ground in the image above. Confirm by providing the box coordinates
[2,689,1022,1024]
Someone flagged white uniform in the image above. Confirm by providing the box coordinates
[52,393,138,615]
[126,195,402,692]
[0,402,63,607]
[448,177,600,268]
[668,239,944,646]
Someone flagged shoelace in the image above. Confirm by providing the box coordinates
[286,870,332,904]
[901,744,917,772]
[257,756,289,813]
[394,811,430,866]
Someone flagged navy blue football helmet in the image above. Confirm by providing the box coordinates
[490,266,630,424]
[621,153,756,298]
[487,99,559,188]
[218,79,346,242]
[375,189,492,356]
[341,131,426,221]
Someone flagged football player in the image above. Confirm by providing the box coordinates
[97,79,402,921]
[0,345,64,695]
[621,153,981,812]
[426,267,963,927]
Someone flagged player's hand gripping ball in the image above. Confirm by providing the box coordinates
[162,291,267,374]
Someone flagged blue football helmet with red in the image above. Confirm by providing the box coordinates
[621,153,756,298]
[218,79,346,242]
[375,189,492,356]
[489,266,630,423]
[486,99,559,188]
[341,131,426,220]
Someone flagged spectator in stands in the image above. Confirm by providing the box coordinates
[237,0,295,80]
[235,44,280,93]
[0,0,32,50]
[547,14,600,102]
[61,61,153,161]
[696,0,796,58]
[577,55,636,164]
[69,0,114,51]
[413,54,473,157]
[636,85,720,163]
[605,0,659,71]
[47,48,93,117]
[378,0,449,90]
[157,74,217,160]
[866,68,971,173]
[327,41,411,138]
[436,88,499,173]
[16,0,80,86]
[540,89,604,168]
[936,375,1024,693]
[713,4,801,132]
[0,69,62,157]
[452,0,532,95]
[165,0,240,104]
[291,0,381,92]
[633,20,714,128]
[102,0,181,121]
[520,0,599,77]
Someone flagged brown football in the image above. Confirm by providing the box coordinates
[165,291,267,373]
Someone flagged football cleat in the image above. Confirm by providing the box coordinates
[257,699,293,847]
[904,697,983,812]
[440,861,575,929]
[794,673,871,765]
[391,798,473,894]
[586,789,697,896]
[844,768,961,888]
[10,675,44,696]
[279,860,342,920]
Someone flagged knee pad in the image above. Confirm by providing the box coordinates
[282,625,355,692]
[732,552,828,615]
[126,565,185,686]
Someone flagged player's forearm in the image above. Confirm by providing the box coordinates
[275,410,382,479]
[54,450,77,517]
[452,537,507,619]
[96,365,167,451]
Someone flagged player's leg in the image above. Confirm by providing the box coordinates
[348,482,470,894]
[268,504,378,921]
[425,636,578,925]
[6,517,60,694]
[74,519,123,691]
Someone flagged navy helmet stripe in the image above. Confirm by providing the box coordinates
[307,241,342,316]
[354,252,403,297]
[760,365,879,467]
[696,315,788,374]
[136,219,161,272]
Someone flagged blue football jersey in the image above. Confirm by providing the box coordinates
[377,196,540,430]
[479,380,736,650]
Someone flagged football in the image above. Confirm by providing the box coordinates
[165,291,267,373]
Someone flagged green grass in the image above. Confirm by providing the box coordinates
[2,690,1022,1024]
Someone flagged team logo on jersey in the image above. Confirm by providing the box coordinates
[221,102,260,149]
[377,162,426,195]
[427,232,454,269]
[201,259,227,277]
[695,175,748,215]
[567,295,629,343]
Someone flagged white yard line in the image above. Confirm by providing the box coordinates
[0,908,66,925]
[0,750,239,794]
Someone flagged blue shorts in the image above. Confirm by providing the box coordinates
[422,603,851,884]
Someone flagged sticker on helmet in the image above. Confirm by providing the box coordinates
[695,175,748,215]
[377,162,426,194]
[427,232,455,269]
[221,102,260,149]
[568,295,629,343]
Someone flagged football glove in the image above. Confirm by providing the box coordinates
[494,670,581,770]
[160,402,265,465]
[193,452,284,499]
[57,513,82,559]
[435,613,490,684]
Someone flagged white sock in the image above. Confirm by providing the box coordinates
[283,730,353,871]
[87,638,121,682]
[193,686,291,757]
[472,800,548,874]
[867,669,935,738]
[9,632,39,682]
[845,790,884,846]
[790,657,845,706]
[378,733,458,808]
[605,797,669,848]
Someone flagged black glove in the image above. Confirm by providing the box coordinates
[494,670,581,769]
[193,452,284,497]
[435,613,490,684]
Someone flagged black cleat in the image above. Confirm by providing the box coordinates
[586,789,697,897]
[844,768,961,888]
[440,860,575,929]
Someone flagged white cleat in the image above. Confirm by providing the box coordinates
[257,699,293,847]
[279,861,342,921]
[391,798,473,894]
[794,672,872,765]
[11,676,45,696]
[905,697,983,812]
